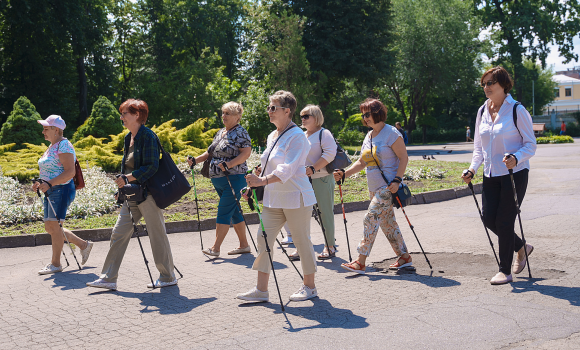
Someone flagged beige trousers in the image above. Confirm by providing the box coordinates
[100,196,175,283]
[252,198,317,275]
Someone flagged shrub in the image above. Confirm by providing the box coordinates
[410,128,465,143]
[72,96,123,143]
[0,96,46,149]
[338,129,365,146]
[536,135,574,144]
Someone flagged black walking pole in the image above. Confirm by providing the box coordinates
[247,187,285,311]
[462,170,500,268]
[219,162,257,252]
[506,155,532,278]
[395,194,432,270]
[188,156,204,251]
[32,181,70,269]
[33,179,81,270]
[335,170,353,261]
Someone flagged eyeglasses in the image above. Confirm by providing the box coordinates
[362,112,372,119]
[480,80,497,88]
[266,105,289,113]
[300,114,311,120]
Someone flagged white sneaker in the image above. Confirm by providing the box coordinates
[490,272,513,285]
[202,247,220,257]
[80,241,94,265]
[38,263,63,275]
[227,246,251,255]
[289,285,318,301]
[236,287,269,302]
[86,278,117,290]
[281,235,293,245]
[147,279,178,288]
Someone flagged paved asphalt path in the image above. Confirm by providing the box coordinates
[1,140,579,349]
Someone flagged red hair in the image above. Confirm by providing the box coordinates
[119,99,149,125]
[359,98,387,126]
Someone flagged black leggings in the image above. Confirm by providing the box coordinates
[482,169,528,275]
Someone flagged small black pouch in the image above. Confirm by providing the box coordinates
[392,183,413,208]
[120,184,147,204]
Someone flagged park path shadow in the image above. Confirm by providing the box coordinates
[240,298,368,332]
[47,266,99,291]
[115,285,217,315]
[511,279,580,306]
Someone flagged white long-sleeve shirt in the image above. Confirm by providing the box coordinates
[305,128,337,179]
[470,94,536,178]
[261,126,317,209]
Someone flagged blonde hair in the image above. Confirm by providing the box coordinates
[51,126,64,137]
[301,104,324,127]
[222,101,244,121]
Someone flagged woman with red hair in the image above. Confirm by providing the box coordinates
[334,99,411,274]
[87,99,176,291]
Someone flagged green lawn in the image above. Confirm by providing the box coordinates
[0,160,480,236]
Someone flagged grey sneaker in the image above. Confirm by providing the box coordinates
[202,247,220,257]
[227,246,251,255]
[80,241,94,265]
[490,272,513,285]
[38,263,63,275]
[86,278,117,290]
[147,279,178,288]
[289,285,318,301]
[236,287,269,302]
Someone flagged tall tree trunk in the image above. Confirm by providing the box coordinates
[422,124,427,144]
[77,56,88,124]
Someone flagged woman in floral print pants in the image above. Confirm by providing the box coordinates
[334,98,411,274]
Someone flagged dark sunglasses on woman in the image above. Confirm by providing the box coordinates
[300,114,312,120]
[480,80,497,88]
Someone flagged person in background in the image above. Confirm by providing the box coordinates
[466,126,473,142]
[35,115,93,275]
[395,122,408,145]
[560,121,566,135]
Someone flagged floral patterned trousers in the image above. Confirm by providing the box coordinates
[357,186,408,257]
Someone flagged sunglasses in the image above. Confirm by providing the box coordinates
[266,105,289,113]
[300,114,312,120]
[362,112,372,119]
[480,80,497,88]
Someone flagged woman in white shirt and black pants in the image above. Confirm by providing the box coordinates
[237,90,319,302]
[462,66,536,285]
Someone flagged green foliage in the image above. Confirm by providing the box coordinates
[0,97,46,149]
[337,130,366,146]
[72,96,123,143]
[536,135,574,144]
[386,0,482,140]
[410,129,465,144]
[240,82,273,147]
[0,143,46,181]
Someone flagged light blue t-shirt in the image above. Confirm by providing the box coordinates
[38,139,77,184]
[361,125,402,192]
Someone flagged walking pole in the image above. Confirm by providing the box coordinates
[188,156,204,251]
[463,170,500,268]
[139,220,183,279]
[219,162,257,252]
[246,187,285,312]
[32,181,70,269]
[506,155,532,278]
[335,170,353,261]
[34,179,81,270]
[395,194,432,270]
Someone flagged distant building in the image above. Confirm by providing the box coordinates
[556,66,580,80]
[544,74,580,114]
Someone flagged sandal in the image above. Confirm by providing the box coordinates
[341,260,366,274]
[317,246,336,260]
[288,250,300,261]
[389,254,412,270]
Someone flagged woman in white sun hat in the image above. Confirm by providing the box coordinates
[34,115,93,275]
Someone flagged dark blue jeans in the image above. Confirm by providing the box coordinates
[482,169,528,275]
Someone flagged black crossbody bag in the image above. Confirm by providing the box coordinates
[318,127,352,172]
[369,132,412,208]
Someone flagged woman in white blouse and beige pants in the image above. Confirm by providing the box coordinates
[237,90,319,302]
[462,66,536,285]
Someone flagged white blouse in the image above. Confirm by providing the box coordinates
[305,128,337,179]
[470,94,537,178]
[261,126,317,209]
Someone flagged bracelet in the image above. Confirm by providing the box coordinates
[394,176,402,182]
[308,165,316,174]
[391,178,401,184]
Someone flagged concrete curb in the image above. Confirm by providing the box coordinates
[0,182,482,249]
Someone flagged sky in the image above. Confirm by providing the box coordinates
[545,35,580,72]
